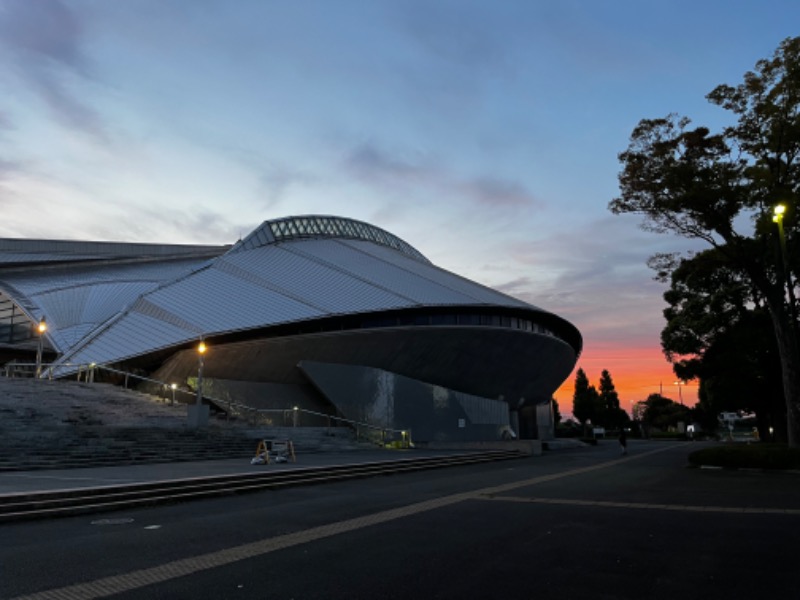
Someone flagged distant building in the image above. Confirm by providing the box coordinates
[0,215,581,442]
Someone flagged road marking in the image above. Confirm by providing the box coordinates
[476,495,800,515]
[9,445,681,600]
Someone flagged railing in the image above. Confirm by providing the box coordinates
[1,361,413,447]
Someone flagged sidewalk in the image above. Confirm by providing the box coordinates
[0,449,470,496]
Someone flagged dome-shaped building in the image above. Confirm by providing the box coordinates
[0,215,581,442]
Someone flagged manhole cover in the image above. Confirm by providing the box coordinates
[91,518,135,526]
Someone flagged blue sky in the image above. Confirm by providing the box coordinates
[1,0,797,409]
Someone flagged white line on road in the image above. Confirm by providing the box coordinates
[9,445,681,600]
[477,495,800,515]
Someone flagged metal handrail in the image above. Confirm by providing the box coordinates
[2,360,412,444]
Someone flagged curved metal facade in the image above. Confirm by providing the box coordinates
[0,215,581,440]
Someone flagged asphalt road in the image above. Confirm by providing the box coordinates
[3,440,799,600]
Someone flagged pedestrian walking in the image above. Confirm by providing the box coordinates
[618,427,628,455]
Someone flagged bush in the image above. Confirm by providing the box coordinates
[688,444,800,470]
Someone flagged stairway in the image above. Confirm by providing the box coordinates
[0,376,372,471]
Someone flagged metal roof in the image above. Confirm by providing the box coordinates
[228,215,430,263]
[0,216,579,375]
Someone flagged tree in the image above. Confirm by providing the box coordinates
[552,397,562,426]
[598,369,624,427]
[642,393,690,432]
[610,37,800,446]
[572,368,600,425]
[659,248,786,438]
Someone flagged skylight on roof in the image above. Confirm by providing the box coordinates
[228,215,429,263]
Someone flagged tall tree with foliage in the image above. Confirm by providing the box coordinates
[598,369,621,427]
[551,398,562,426]
[610,37,800,446]
[659,248,785,437]
[572,368,600,425]
[642,393,690,432]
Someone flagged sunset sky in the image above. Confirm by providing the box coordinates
[1,1,797,415]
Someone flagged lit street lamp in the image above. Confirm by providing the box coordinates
[196,340,207,407]
[170,382,177,405]
[674,380,685,405]
[35,317,47,378]
[773,203,799,325]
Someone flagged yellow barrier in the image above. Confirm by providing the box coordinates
[254,439,296,464]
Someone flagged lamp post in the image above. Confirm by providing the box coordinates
[673,380,685,405]
[170,383,177,405]
[196,340,207,407]
[35,317,47,378]
[774,204,799,325]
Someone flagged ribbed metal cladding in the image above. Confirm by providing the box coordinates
[276,239,478,305]
[81,281,157,323]
[1,259,209,355]
[0,252,98,264]
[28,216,581,376]
[61,312,195,369]
[140,266,325,333]
[2,257,202,295]
[0,238,227,260]
[233,246,411,313]
[339,240,531,308]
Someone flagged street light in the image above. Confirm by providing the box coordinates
[673,380,685,405]
[170,383,177,405]
[196,340,207,407]
[773,203,798,325]
[35,317,47,378]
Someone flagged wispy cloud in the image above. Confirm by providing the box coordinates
[493,276,534,295]
[458,177,537,207]
[0,111,13,131]
[498,214,706,345]
[0,0,107,140]
[257,164,318,209]
[0,158,24,180]
[96,203,256,246]
[400,2,508,72]
[346,142,437,184]
[345,141,538,208]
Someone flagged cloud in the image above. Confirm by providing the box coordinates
[0,158,24,180]
[105,204,256,246]
[457,177,538,207]
[398,1,511,73]
[345,141,538,208]
[0,0,107,139]
[0,111,13,131]
[257,164,318,209]
[493,276,533,295]
[346,142,436,183]
[496,213,710,349]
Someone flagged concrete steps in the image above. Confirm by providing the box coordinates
[0,427,370,471]
[0,376,373,471]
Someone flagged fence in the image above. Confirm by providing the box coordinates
[1,360,412,447]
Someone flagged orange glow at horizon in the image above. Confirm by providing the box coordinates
[553,344,698,418]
